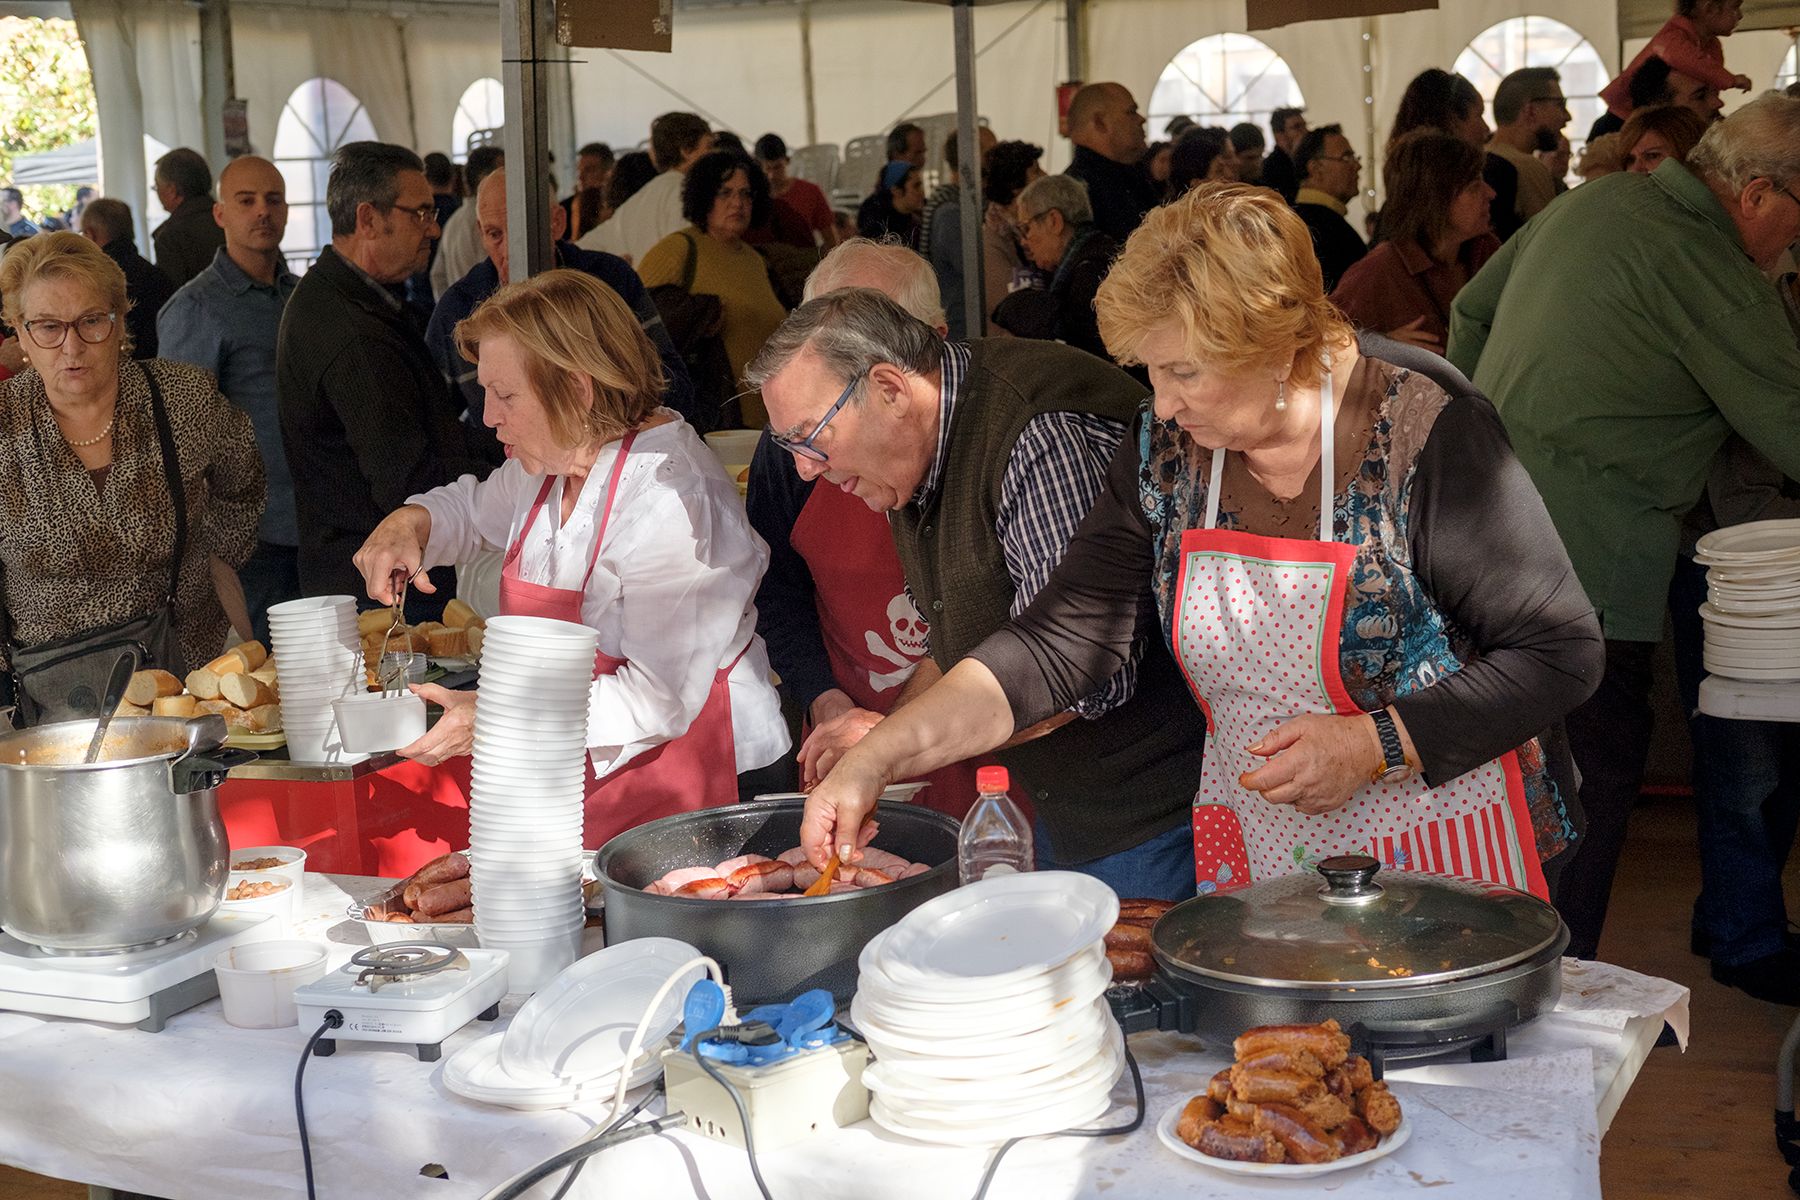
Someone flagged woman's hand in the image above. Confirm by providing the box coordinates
[1237,713,1385,815]
[396,683,475,766]
[799,706,885,786]
[1733,73,1754,91]
[353,506,435,605]
[799,749,887,870]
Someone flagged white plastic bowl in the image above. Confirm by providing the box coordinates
[228,845,306,888]
[332,691,427,754]
[213,939,329,1028]
[267,596,357,618]
[220,870,298,933]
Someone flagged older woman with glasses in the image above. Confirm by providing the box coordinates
[353,268,787,847]
[796,186,1603,903]
[992,174,1119,362]
[0,232,264,724]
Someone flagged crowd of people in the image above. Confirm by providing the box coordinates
[1,2,1799,1007]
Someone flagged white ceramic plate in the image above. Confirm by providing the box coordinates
[1695,520,1800,563]
[1154,1101,1411,1178]
[859,926,1110,1001]
[498,936,705,1082]
[870,1082,1118,1147]
[1703,628,1800,650]
[875,872,1118,988]
[1705,661,1800,682]
[444,1032,661,1110]
[863,1020,1124,1107]
[852,992,1107,1060]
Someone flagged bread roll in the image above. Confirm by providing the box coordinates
[358,608,399,637]
[426,627,468,658]
[152,694,198,718]
[465,625,484,661]
[412,621,446,637]
[185,668,223,701]
[219,673,275,709]
[118,702,152,718]
[203,648,250,677]
[195,699,235,717]
[443,599,481,630]
[249,663,279,691]
[125,669,183,707]
[223,703,281,733]
[235,641,268,671]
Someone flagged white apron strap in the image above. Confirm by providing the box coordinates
[1203,442,1227,531]
[1317,355,1335,542]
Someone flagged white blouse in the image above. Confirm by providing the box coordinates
[411,414,789,779]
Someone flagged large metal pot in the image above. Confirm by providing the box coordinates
[595,799,961,1004]
[1113,855,1568,1066]
[0,716,256,953]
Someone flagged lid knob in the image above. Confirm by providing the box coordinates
[1316,854,1384,905]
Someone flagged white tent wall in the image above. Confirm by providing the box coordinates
[70,0,206,248]
[230,6,415,157]
[565,1,1067,172]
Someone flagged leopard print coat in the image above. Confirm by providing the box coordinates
[0,356,265,674]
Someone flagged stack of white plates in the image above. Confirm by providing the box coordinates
[445,938,706,1110]
[1695,519,1800,682]
[264,596,363,762]
[852,872,1125,1145]
[469,614,599,993]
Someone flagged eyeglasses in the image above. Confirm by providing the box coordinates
[768,372,862,463]
[1013,211,1047,237]
[21,311,116,349]
[1318,152,1361,164]
[382,201,439,227]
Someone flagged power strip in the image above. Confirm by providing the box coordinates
[661,1039,871,1151]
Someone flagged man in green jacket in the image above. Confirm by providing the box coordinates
[1448,93,1800,963]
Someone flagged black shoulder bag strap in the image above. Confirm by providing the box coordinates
[144,365,188,607]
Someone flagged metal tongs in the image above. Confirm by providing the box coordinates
[376,567,412,695]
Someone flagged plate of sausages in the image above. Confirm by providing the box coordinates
[1155,1019,1410,1177]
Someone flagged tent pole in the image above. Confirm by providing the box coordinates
[1064,0,1085,82]
[953,0,985,337]
[500,0,556,279]
[198,0,235,167]
[800,0,819,147]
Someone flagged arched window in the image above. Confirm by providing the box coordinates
[273,78,377,271]
[1456,17,1609,168]
[452,78,504,163]
[1778,42,1798,90]
[1149,33,1305,142]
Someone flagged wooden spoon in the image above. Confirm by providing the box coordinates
[803,854,841,897]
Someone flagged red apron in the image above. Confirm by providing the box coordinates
[1169,361,1549,901]
[788,480,986,820]
[498,431,744,848]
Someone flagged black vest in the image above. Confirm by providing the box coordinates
[890,340,1207,864]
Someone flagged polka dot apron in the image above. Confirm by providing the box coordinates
[1171,363,1548,900]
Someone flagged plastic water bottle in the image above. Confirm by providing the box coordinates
[957,765,1034,884]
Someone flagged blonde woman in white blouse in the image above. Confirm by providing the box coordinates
[353,269,787,847]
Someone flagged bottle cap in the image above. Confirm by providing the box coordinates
[976,765,1009,793]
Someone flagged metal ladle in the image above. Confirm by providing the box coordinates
[82,648,142,764]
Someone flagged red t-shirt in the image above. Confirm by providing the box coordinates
[778,179,834,237]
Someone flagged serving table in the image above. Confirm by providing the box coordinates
[0,874,1687,1200]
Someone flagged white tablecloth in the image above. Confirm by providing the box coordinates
[0,874,1689,1200]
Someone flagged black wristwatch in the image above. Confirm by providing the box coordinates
[1369,709,1413,783]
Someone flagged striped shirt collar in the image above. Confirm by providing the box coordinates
[914,341,971,505]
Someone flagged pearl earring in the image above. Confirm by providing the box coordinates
[1274,380,1287,412]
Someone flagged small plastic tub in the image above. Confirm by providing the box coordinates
[213,939,329,1028]
[228,845,306,888]
[333,691,427,754]
[221,870,298,934]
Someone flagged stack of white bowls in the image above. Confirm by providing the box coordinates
[468,614,598,993]
[264,596,363,762]
[1695,518,1800,682]
[853,872,1126,1145]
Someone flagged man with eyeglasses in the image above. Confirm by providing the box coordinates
[1290,124,1366,293]
[746,288,1210,900]
[1449,94,1800,981]
[276,141,481,619]
[1484,68,1570,241]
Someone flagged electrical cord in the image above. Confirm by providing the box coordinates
[689,1026,780,1200]
[484,1112,689,1200]
[967,1041,1146,1200]
[546,1079,666,1200]
[295,1009,344,1200]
